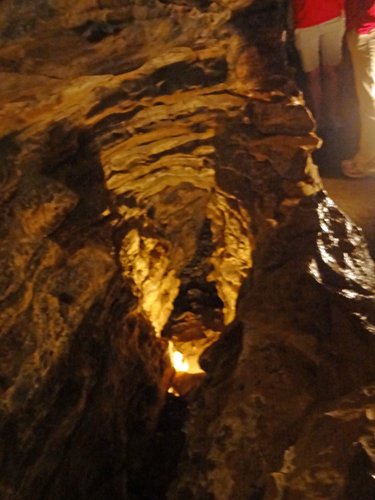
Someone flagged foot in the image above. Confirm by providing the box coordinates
[341,159,369,179]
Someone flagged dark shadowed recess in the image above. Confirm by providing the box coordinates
[158,0,214,11]
[73,20,124,44]
[163,218,224,339]
[0,133,22,205]
[127,394,188,500]
[0,0,57,40]
[41,127,113,254]
[230,1,296,93]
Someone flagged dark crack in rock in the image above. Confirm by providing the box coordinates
[0,1,374,500]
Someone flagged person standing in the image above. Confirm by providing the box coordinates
[342,0,375,178]
[292,0,346,127]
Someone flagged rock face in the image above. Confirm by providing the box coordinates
[169,192,375,500]
[0,1,375,500]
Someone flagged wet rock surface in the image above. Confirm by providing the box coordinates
[0,1,374,499]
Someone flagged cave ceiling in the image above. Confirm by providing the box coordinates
[1,1,375,500]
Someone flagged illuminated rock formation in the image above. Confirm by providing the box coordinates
[0,1,375,499]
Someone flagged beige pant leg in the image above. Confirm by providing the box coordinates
[347,29,375,173]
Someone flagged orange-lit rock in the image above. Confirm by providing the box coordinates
[0,1,374,500]
[169,192,375,500]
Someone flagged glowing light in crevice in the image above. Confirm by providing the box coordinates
[167,342,190,397]
[168,342,189,373]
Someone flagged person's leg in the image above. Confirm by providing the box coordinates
[320,16,345,125]
[345,29,375,175]
[294,25,321,122]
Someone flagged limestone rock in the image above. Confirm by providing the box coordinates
[169,192,375,500]
[0,0,374,499]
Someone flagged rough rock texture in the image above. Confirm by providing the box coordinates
[1,1,375,499]
[169,192,375,500]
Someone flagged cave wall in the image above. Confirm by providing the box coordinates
[1,1,375,499]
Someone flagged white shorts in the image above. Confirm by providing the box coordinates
[294,16,345,73]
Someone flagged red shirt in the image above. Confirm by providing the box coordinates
[293,0,345,29]
[345,0,375,34]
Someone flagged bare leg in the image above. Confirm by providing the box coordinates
[306,67,322,123]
